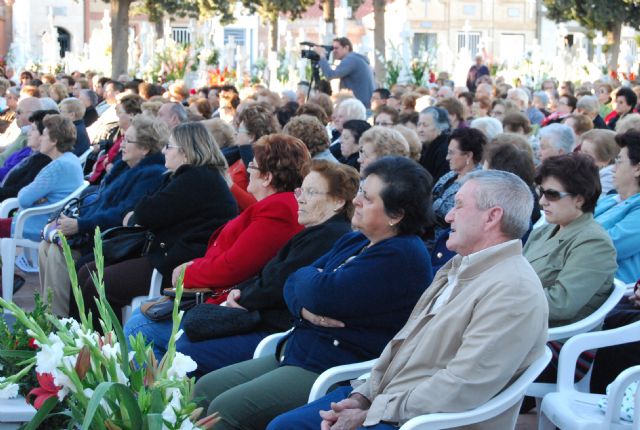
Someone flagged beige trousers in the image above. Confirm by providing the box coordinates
[38,241,80,317]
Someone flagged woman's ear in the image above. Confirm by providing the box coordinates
[332,198,346,213]
[262,171,273,188]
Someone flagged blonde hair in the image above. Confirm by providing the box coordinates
[171,122,228,173]
[359,126,410,158]
[394,124,421,161]
[49,83,68,102]
[202,118,235,149]
[59,98,86,121]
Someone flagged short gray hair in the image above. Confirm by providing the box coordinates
[80,89,98,107]
[470,117,503,141]
[507,88,529,107]
[337,98,367,121]
[462,170,533,239]
[576,95,600,115]
[539,123,575,154]
[533,91,549,106]
[420,106,451,132]
[166,102,188,123]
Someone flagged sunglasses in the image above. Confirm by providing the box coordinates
[536,186,574,201]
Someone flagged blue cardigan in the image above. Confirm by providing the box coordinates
[77,152,166,234]
[595,193,640,283]
[15,152,83,241]
[282,231,432,373]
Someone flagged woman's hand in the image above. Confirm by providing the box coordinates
[223,289,247,310]
[172,261,193,286]
[301,307,345,328]
[57,214,79,236]
[122,211,134,226]
[631,284,640,307]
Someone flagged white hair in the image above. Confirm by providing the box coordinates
[539,123,575,154]
[38,97,58,112]
[337,98,367,121]
[507,88,529,108]
[470,117,504,142]
[463,170,533,239]
[576,95,600,115]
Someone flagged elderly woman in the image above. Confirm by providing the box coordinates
[202,118,235,150]
[0,110,56,202]
[579,129,619,195]
[594,130,640,283]
[133,161,358,373]
[357,126,410,174]
[537,123,576,163]
[73,122,239,327]
[338,119,370,170]
[59,97,90,156]
[0,114,83,239]
[39,115,167,316]
[192,156,434,430]
[328,98,367,158]
[282,114,338,162]
[78,89,99,127]
[87,94,144,184]
[524,153,617,327]
[48,83,68,103]
[417,106,451,182]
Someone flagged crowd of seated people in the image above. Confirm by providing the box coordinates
[0,66,639,429]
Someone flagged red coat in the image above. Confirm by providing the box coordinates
[183,191,303,303]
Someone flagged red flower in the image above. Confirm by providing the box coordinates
[26,373,61,409]
[28,338,38,349]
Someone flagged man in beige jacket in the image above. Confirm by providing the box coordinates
[268,170,549,430]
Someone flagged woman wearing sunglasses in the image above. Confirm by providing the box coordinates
[523,152,617,328]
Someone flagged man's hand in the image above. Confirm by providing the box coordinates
[313,46,327,58]
[301,307,345,328]
[57,214,79,236]
[172,261,193,286]
[320,397,368,430]
[224,289,247,310]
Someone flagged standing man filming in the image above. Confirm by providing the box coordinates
[314,37,375,108]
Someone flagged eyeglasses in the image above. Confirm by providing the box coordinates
[294,187,328,199]
[536,186,574,201]
[124,136,140,144]
[164,143,180,150]
[375,121,394,126]
[237,127,249,134]
[247,161,260,171]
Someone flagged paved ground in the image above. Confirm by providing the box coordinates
[6,268,540,429]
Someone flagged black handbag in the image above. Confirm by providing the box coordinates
[101,226,154,266]
[140,288,225,322]
[182,304,261,341]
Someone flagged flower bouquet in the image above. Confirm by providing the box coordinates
[0,230,218,430]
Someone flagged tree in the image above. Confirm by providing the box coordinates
[135,0,199,38]
[543,0,640,71]
[109,0,133,78]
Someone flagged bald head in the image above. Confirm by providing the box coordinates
[16,97,43,127]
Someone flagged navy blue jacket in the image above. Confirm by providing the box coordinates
[282,231,432,373]
[78,152,166,234]
[73,119,90,157]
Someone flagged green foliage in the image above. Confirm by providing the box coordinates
[543,0,640,31]
[133,0,200,24]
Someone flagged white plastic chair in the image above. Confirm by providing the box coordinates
[77,147,93,168]
[0,396,37,429]
[121,269,163,323]
[395,347,552,429]
[0,181,89,303]
[252,330,291,359]
[526,279,628,407]
[539,320,640,429]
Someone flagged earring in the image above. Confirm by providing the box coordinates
[388,221,395,227]
[466,159,470,166]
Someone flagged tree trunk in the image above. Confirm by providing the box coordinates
[111,0,131,78]
[608,21,622,72]
[323,0,335,23]
[373,0,385,85]
[270,16,278,52]
[154,18,163,40]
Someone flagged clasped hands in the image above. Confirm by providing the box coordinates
[320,393,370,430]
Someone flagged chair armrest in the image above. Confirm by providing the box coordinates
[0,198,19,218]
[308,359,377,402]
[13,181,89,239]
[149,270,163,298]
[252,330,291,359]
[557,319,640,392]
[548,279,627,341]
[602,365,640,424]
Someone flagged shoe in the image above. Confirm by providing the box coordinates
[13,274,25,294]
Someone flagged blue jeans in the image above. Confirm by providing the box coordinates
[124,308,270,376]
[267,386,398,430]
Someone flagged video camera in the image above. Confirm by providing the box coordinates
[300,42,333,62]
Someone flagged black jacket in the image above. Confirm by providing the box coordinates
[419,131,450,184]
[237,214,352,332]
[0,153,51,202]
[132,164,238,277]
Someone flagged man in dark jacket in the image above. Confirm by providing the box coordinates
[315,37,375,108]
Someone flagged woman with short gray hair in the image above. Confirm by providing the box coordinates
[417,106,451,182]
